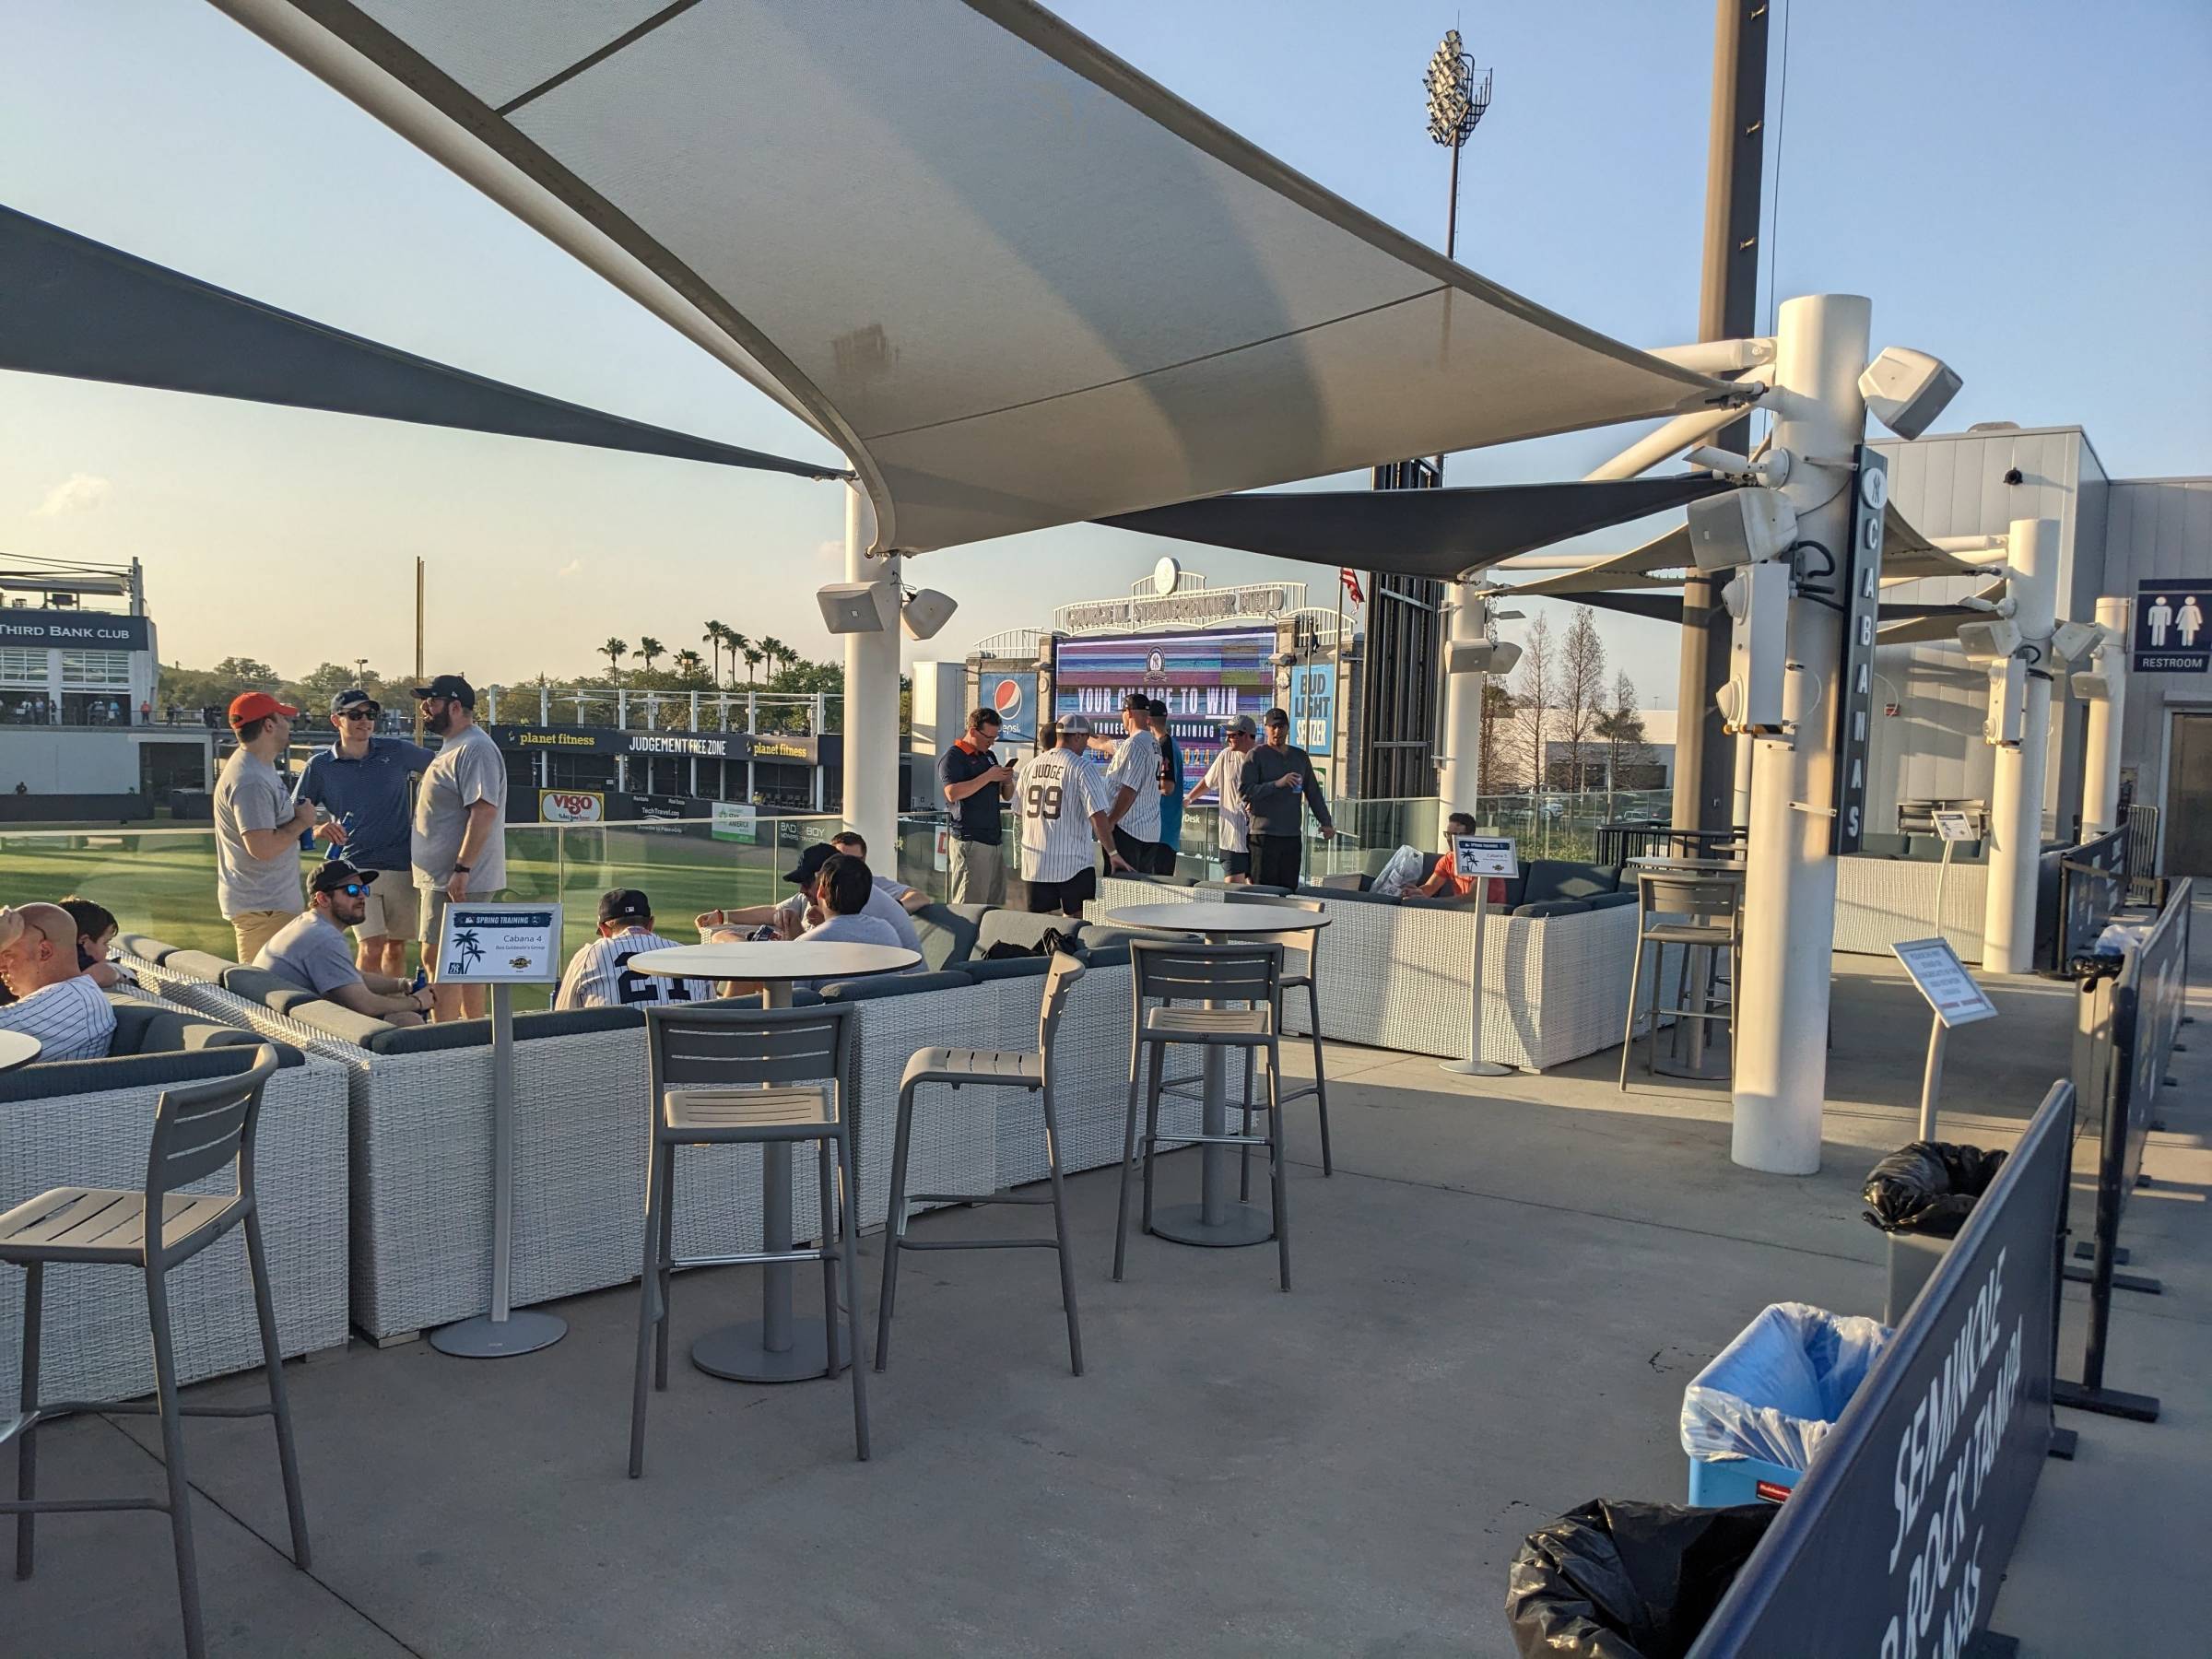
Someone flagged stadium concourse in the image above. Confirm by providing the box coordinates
[8,904,2208,1656]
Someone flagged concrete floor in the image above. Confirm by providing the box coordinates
[7,914,2207,1657]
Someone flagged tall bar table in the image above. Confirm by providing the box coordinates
[1104,901,1329,1249]
[629,938,917,1382]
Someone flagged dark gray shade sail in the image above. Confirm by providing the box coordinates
[0,205,844,481]
[1097,474,1730,582]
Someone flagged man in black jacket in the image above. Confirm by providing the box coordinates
[1243,706,1334,889]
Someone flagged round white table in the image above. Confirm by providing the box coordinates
[0,1030,43,1071]
[1104,902,1331,1250]
[629,939,919,1382]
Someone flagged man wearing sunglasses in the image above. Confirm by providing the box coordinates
[253,860,432,1025]
[293,688,435,981]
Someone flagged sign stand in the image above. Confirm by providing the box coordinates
[1928,807,1979,945]
[429,903,569,1359]
[1889,936,1998,1139]
[1441,835,1516,1079]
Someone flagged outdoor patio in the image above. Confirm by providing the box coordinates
[8,927,2207,1658]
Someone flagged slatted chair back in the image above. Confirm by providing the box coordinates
[646,1001,854,1096]
[1131,938,1281,1007]
[142,1045,280,1202]
[1036,951,1087,1069]
[1639,872,1743,930]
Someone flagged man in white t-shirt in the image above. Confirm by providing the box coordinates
[1014,715,1130,916]
[556,889,715,1009]
[0,902,116,1060]
[409,674,508,1022]
[1100,690,1163,876]
[1190,713,1258,883]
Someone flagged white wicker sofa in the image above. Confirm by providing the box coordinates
[0,994,350,1404]
[1087,874,1665,1071]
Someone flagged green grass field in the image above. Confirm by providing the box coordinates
[0,823,800,1013]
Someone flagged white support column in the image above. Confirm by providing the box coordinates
[538,685,549,724]
[2080,595,2129,836]
[1983,518,2059,974]
[1730,728,1753,831]
[841,481,900,856]
[1731,293,1871,1176]
[1438,584,1486,814]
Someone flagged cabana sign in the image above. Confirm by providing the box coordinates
[1830,447,1888,854]
[1452,835,1518,879]
[438,905,562,984]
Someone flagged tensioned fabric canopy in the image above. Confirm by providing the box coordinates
[1098,475,1729,584]
[0,206,843,480]
[208,0,1735,554]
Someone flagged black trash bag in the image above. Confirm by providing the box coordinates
[1860,1140,2006,1237]
[1505,1499,1776,1659]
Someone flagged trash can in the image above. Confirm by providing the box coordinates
[1860,1141,2006,1324]
[1679,1302,1889,1506]
[1505,1498,1776,1659]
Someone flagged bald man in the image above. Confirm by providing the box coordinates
[0,901,116,1060]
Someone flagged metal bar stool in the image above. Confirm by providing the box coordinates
[1618,870,1745,1088]
[629,1003,869,1474]
[1,1048,310,1659]
[1113,940,1291,1291]
[1223,890,1334,1185]
[877,953,1086,1375]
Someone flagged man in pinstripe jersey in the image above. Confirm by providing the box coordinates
[0,902,115,1060]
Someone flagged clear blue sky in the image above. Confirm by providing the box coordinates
[4,0,2206,703]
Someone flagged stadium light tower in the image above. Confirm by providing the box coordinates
[1424,28,1493,263]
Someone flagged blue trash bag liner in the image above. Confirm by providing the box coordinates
[1679,1302,1891,1470]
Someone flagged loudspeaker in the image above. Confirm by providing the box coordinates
[817,581,899,635]
[1687,488,1798,571]
[900,587,959,641]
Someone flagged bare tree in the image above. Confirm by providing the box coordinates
[1512,612,1556,794]
[1477,679,1515,794]
[1594,670,1653,793]
[1557,608,1608,792]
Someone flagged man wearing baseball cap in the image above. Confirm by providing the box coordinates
[936,707,1014,904]
[1100,690,1164,876]
[555,889,713,1010]
[293,688,436,982]
[1244,705,1335,889]
[214,690,315,962]
[408,674,508,1020]
[1191,713,1259,882]
[1012,713,1128,914]
[254,860,433,1025]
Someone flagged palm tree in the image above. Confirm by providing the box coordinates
[758,636,788,683]
[635,637,665,674]
[724,629,752,688]
[673,648,705,684]
[742,646,763,684]
[702,620,726,686]
[600,638,628,685]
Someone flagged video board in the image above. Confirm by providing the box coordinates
[1051,628,1277,793]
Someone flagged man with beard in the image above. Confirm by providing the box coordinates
[409,674,508,1021]
[256,861,433,1025]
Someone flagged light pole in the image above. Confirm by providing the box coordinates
[1424,28,1492,265]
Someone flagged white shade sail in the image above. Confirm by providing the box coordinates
[209,0,1732,554]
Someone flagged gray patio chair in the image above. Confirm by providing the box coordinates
[1113,940,1290,1291]
[629,1003,868,1473]
[1222,890,1335,1180]
[1619,870,1745,1089]
[876,953,1086,1376]
[1,1048,310,1659]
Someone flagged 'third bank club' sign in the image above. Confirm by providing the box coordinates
[0,609,152,650]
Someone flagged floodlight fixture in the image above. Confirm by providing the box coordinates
[1424,29,1493,148]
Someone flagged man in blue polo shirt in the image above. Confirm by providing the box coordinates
[936,706,1014,904]
[294,688,436,979]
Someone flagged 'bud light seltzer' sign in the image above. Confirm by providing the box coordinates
[1830,447,1888,854]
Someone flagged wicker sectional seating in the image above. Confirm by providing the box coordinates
[0,996,350,1405]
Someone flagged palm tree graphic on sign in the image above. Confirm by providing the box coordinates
[452,927,485,971]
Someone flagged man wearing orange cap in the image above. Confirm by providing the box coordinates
[213,690,315,962]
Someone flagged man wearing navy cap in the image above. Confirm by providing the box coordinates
[409,673,508,1020]
[256,861,433,1025]
[295,688,435,981]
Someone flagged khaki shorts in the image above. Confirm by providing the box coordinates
[229,909,299,965]
[948,837,1006,905]
[356,874,420,942]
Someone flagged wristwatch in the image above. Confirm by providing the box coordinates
[452,864,471,875]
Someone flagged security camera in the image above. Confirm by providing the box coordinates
[1859,347,1962,441]
[1686,488,1799,571]
[1448,639,1522,676]
[817,580,899,635]
[2002,467,2024,487]
[1955,617,2022,664]
[900,587,958,641]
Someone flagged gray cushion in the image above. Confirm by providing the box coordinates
[0,1040,304,1104]
[106,998,184,1056]
[818,970,973,1004]
[1520,860,1619,905]
[165,949,237,984]
[1075,923,1146,953]
[218,965,319,1016]
[284,999,394,1047]
[361,1003,642,1055]
[959,955,1051,983]
[1584,890,1640,912]
[1300,884,1399,907]
[1512,899,1593,919]
[116,933,178,966]
[1308,872,1371,892]
[1079,943,1131,969]
[976,909,1065,956]
[911,902,981,970]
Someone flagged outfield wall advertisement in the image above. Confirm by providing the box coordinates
[1052,629,1277,793]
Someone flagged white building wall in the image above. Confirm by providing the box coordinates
[2101,479,2212,849]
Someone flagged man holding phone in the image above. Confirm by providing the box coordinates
[294,688,435,979]
[937,706,1014,904]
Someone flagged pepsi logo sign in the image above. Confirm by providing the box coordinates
[991,677,1023,721]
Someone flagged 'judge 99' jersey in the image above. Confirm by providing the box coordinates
[1014,748,1113,884]
[554,930,714,1010]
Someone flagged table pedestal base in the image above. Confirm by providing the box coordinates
[691,1318,848,1382]
[1149,1201,1274,1248]
[429,1308,567,1359]
[1440,1057,1512,1077]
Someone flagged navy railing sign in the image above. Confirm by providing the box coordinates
[1690,1081,2073,1659]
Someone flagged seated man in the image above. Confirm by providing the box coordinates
[254,861,434,1025]
[701,853,905,1000]
[0,901,118,1059]
[698,840,924,958]
[1411,812,1509,904]
[556,889,714,1009]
